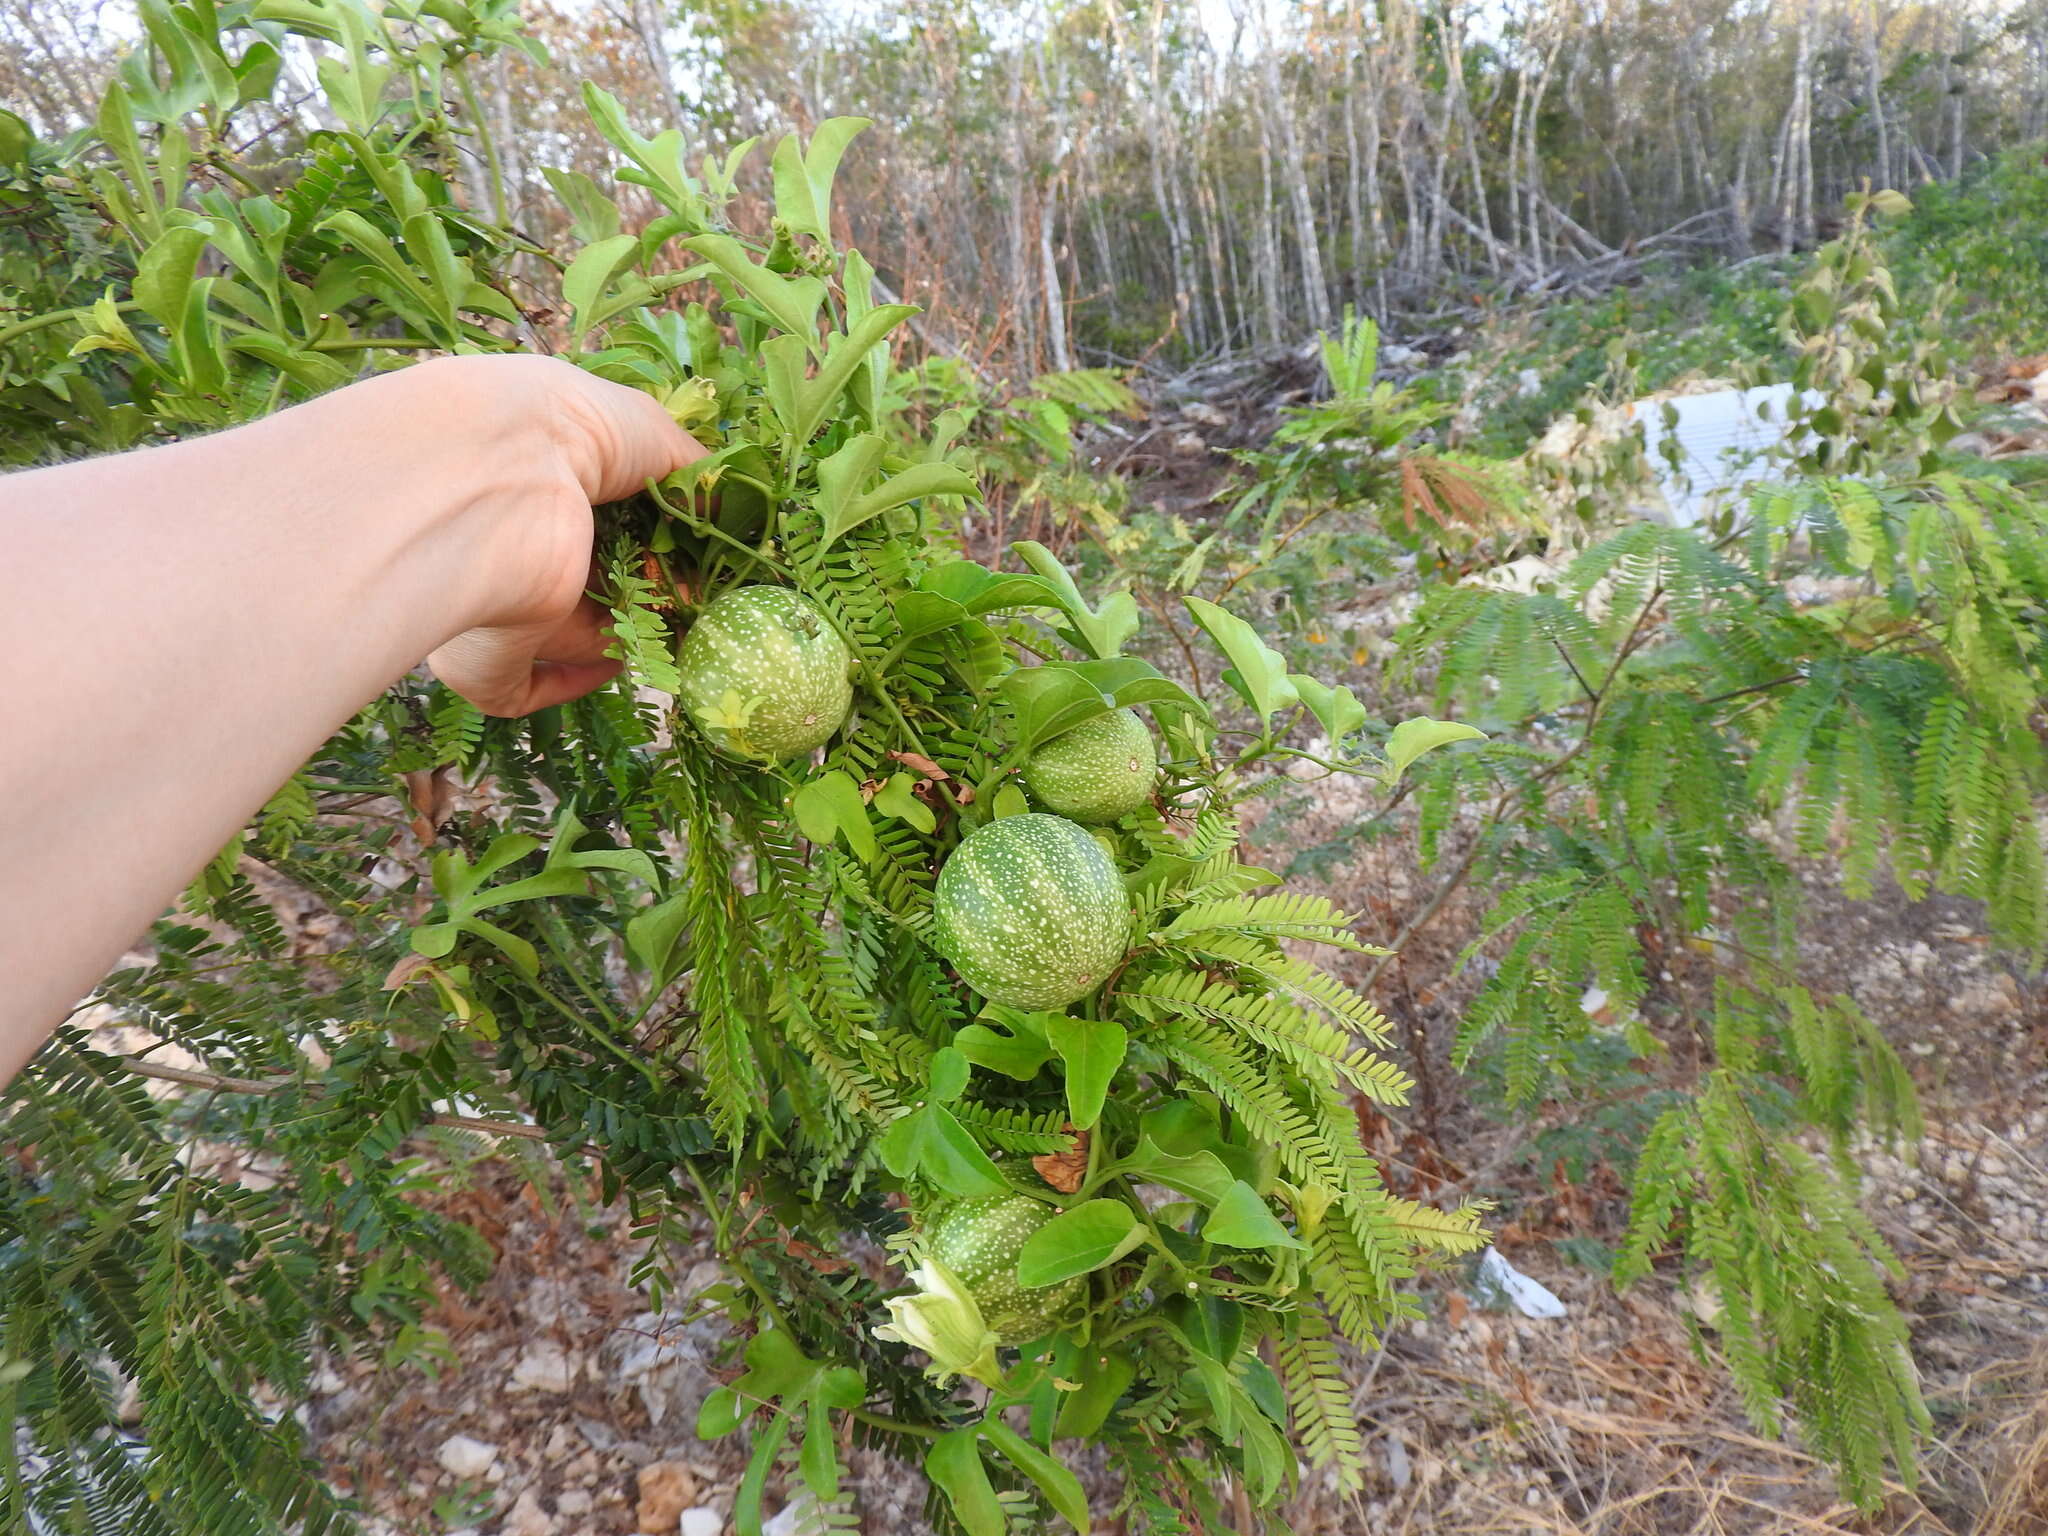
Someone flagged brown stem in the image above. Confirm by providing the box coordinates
[1135,584,1205,697]
[112,1055,560,1144]
[1361,739,1586,994]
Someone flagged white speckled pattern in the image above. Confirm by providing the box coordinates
[929,1195,1081,1341]
[932,812,1131,1010]
[1023,707,1160,823]
[674,586,854,760]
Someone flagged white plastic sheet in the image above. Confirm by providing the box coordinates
[1630,383,1823,526]
[1475,1246,1569,1318]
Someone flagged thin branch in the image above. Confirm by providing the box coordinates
[1361,739,1586,993]
[1700,672,1802,707]
[112,1055,559,1144]
[1553,635,1596,704]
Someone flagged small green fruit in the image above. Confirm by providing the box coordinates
[675,586,852,760]
[933,813,1130,1010]
[1023,708,1159,824]
[927,1195,1082,1344]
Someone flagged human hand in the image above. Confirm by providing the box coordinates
[411,354,704,716]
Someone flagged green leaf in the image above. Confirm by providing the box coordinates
[919,562,1066,618]
[1140,1099,1223,1156]
[895,591,972,641]
[463,833,542,890]
[733,1411,791,1536]
[461,869,588,912]
[759,334,808,440]
[793,303,919,443]
[1016,1200,1143,1287]
[546,807,661,887]
[1052,1347,1134,1439]
[992,784,1031,818]
[998,667,1111,752]
[814,432,889,538]
[625,891,691,987]
[0,108,31,169]
[999,658,1202,753]
[792,770,877,862]
[580,81,713,226]
[1290,675,1369,743]
[927,1430,1005,1536]
[1014,541,1139,659]
[454,916,539,979]
[824,461,980,546]
[953,1016,1054,1080]
[920,1106,1010,1196]
[800,1396,840,1498]
[1238,1352,1288,1426]
[927,1046,971,1103]
[684,232,826,348]
[1121,1138,1237,1207]
[1184,596,1298,723]
[880,1103,1009,1197]
[984,1420,1090,1534]
[133,224,211,330]
[735,1327,818,1401]
[1043,1016,1125,1131]
[1165,1294,1244,1361]
[770,116,871,247]
[1181,1350,1236,1437]
[543,166,623,244]
[1382,716,1486,783]
[697,1385,747,1438]
[873,772,937,834]
[563,233,641,341]
[1234,1389,1292,1502]
[1201,1182,1308,1251]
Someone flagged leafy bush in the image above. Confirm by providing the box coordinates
[1458,145,2048,456]
[0,5,1486,1532]
[4,2,2042,1529]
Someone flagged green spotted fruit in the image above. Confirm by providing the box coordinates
[928,1195,1081,1343]
[1023,708,1160,823]
[675,586,852,760]
[932,813,1130,1010]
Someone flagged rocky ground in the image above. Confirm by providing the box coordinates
[285,773,2048,1536]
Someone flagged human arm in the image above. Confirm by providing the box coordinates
[0,354,700,1081]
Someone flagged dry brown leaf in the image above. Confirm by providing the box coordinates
[639,550,676,610]
[1033,1127,1089,1192]
[401,765,456,843]
[785,1237,851,1274]
[381,952,436,992]
[889,749,950,780]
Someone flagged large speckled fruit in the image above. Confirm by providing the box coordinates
[1023,708,1160,824]
[675,586,852,760]
[928,1195,1082,1343]
[932,813,1130,1010]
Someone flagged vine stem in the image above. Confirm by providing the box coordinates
[642,477,788,580]
[452,64,509,228]
[848,1407,944,1440]
[0,299,139,348]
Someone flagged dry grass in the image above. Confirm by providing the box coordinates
[1978,1349,2048,1536]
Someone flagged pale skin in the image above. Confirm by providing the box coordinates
[0,354,704,1084]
